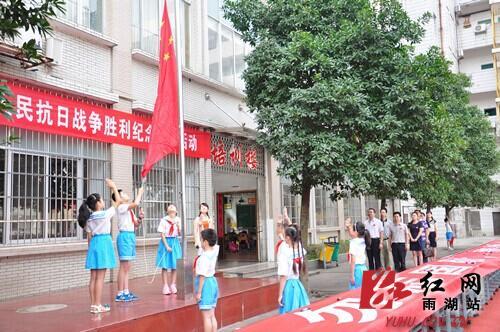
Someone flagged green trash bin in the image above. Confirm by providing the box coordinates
[319,236,339,269]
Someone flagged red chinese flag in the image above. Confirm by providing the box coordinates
[141,1,179,178]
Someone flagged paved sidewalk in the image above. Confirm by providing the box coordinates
[220,236,498,331]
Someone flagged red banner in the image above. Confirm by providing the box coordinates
[1,83,211,159]
[242,240,500,332]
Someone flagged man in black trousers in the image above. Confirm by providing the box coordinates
[388,212,409,272]
[364,208,384,270]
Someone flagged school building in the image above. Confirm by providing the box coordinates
[0,0,400,301]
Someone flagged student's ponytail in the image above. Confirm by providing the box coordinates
[286,225,307,274]
[364,231,371,248]
[77,193,101,229]
[355,221,371,247]
[296,226,307,274]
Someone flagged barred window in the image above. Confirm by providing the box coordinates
[315,188,338,227]
[132,149,199,237]
[343,194,363,224]
[0,127,111,246]
[364,195,379,215]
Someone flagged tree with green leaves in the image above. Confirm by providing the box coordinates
[409,48,499,219]
[224,0,438,287]
[0,0,65,118]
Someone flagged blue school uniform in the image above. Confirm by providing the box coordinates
[156,216,182,269]
[194,245,220,310]
[277,243,310,314]
[85,208,117,269]
[116,204,137,261]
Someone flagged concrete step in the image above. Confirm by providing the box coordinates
[218,262,277,278]
[221,265,322,279]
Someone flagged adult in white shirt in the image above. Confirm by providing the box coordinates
[388,212,409,272]
[364,208,384,270]
[380,207,393,270]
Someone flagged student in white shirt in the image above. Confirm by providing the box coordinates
[194,229,219,332]
[277,225,310,314]
[113,186,144,302]
[349,222,370,289]
[77,178,121,314]
[156,204,182,295]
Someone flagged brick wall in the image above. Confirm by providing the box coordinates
[0,240,198,301]
[0,250,91,300]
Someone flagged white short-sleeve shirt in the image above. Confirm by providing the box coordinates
[158,216,181,237]
[381,219,393,239]
[195,244,220,277]
[388,222,408,243]
[277,243,307,280]
[116,204,134,232]
[86,207,115,235]
[349,237,367,265]
[364,218,384,239]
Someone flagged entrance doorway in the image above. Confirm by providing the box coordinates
[217,191,258,261]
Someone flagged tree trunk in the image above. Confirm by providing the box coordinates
[299,185,311,292]
[426,204,432,214]
[380,198,387,211]
[445,205,453,221]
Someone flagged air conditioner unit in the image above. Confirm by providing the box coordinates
[45,37,64,66]
[475,23,487,34]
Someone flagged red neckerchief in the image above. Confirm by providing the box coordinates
[275,239,283,255]
[166,218,181,236]
[193,255,200,271]
[167,219,175,236]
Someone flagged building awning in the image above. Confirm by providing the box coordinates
[214,126,259,140]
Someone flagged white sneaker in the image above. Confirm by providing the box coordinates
[162,284,171,295]
[171,284,177,294]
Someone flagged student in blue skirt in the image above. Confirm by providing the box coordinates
[77,178,121,314]
[277,226,310,314]
[113,186,144,302]
[349,222,370,290]
[195,229,219,332]
[156,204,182,295]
